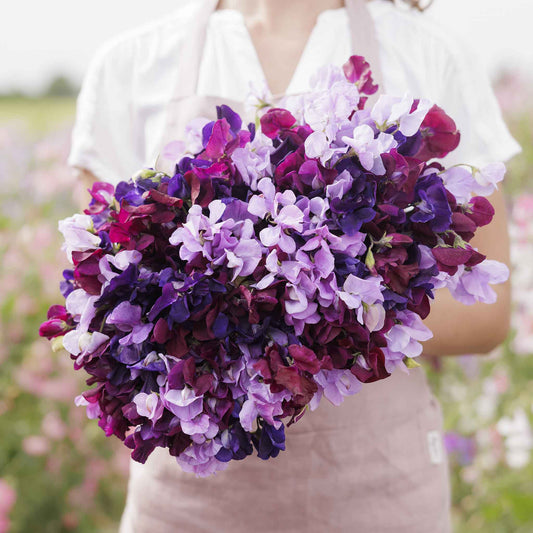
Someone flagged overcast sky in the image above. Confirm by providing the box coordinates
[2,0,531,94]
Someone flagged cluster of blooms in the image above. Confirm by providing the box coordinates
[40,55,509,476]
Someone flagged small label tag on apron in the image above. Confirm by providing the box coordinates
[427,430,444,465]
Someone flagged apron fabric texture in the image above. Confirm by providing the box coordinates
[119,1,452,531]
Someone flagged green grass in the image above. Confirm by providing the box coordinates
[0,97,76,134]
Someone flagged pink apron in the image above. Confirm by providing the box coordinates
[119,2,452,531]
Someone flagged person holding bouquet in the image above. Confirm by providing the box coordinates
[66,0,521,531]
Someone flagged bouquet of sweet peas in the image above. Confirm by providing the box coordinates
[40,56,509,476]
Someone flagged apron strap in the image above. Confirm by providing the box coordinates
[345,0,384,93]
[173,0,219,100]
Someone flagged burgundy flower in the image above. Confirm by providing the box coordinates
[414,104,461,161]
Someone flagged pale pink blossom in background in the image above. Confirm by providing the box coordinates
[0,479,16,533]
[41,411,67,440]
[22,435,50,456]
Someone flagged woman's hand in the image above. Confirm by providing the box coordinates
[421,186,512,357]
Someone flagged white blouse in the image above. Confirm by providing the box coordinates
[68,0,521,185]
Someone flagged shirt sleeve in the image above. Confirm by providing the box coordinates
[433,31,522,169]
[67,39,139,185]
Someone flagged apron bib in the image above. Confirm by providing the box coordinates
[121,2,452,531]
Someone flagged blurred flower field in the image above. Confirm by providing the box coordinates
[0,81,532,532]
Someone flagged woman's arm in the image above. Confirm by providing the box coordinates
[421,186,512,357]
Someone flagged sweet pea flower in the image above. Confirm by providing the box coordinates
[163,386,204,421]
[75,394,103,419]
[244,78,273,116]
[446,260,509,305]
[337,274,385,331]
[65,289,98,332]
[304,67,360,141]
[106,301,153,346]
[304,130,341,164]
[231,132,273,191]
[185,117,212,154]
[371,94,433,136]
[309,368,362,410]
[222,219,262,281]
[472,162,506,196]
[299,231,336,279]
[342,124,397,175]
[440,166,477,203]
[99,249,143,283]
[239,379,291,432]
[441,162,506,202]
[63,329,109,359]
[283,279,321,335]
[309,63,347,91]
[133,392,164,423]
[382,310,433,372]
[326,170,354,200]
[253,248,305,290]
[176,439,228,477]
[58,213,101,263]
[169,200,235,262]
[248,178,304,253]
[181,413,219,441]
[155,140,187,176]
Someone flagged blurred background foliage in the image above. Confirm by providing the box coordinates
[0,71,531,532]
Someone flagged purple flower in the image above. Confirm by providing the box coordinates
[106,301,153,346]
[371,94,432,137]
[163,386,204,422]
[382,310,433,372]
[342,125,397,175]
[283,281,320,335]
[441,166,477,204]
[337,274,385,331]
[253,422,286,460]
[133,392,164,423]
[169,200,232,262]
[181,413,219,441]
[220,219,262,280]
[309,369,362,410]
[411,173,452,232]
[176,439,228,477]
[248,178,304,253]
[446,260,509,305]
[474,162,506,196]
[239,379,290,432]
